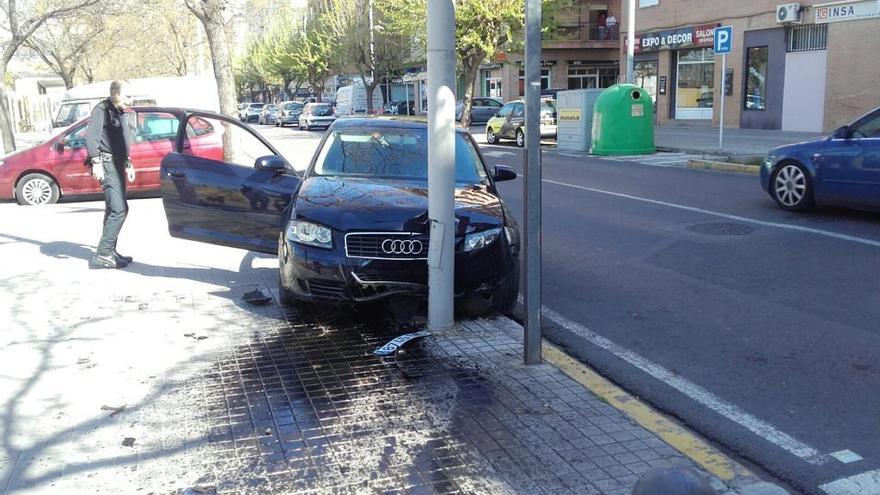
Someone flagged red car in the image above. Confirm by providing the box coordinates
[0,108,221,205]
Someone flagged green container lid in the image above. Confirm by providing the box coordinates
[591,84,655,156]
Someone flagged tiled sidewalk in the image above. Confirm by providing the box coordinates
[0,199,737,494]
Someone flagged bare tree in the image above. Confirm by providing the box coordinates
[184,0,237,117]
[0,0,100,152]
[26,11,104,89]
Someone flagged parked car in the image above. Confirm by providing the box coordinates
[258,104,279,125]
[760,107,880,212]
[0,108,221,205]
[485,98,558,147]
[456,97,503,124]
[243,103,264,123]
[276,101,304,127]
[298,103,336,130]
[157,113,521,313]
[697,91,714,108]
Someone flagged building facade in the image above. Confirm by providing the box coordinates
[481,0,623,100]
[619,0,880,132]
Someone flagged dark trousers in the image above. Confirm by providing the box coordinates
[96,154,128,257]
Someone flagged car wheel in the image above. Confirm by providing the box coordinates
[486,127,498,144]
[515,129,525,148]
[16,173,59,206]
[771,162,814,212]
[492,264,519,314]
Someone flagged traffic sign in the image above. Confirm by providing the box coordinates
[714,26,733,54]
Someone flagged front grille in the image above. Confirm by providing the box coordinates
[306,280,347,299]
[345,232,429,260]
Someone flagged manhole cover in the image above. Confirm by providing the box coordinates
[686,222,754,236]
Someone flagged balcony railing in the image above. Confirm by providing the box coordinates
[544,22,620,43]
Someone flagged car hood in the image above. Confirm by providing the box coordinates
[1,142,47,169]
[293,176,505,234]
[768,137,830,156]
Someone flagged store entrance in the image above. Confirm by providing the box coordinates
[675,48,714,120]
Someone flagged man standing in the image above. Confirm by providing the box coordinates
[85,80,136,269]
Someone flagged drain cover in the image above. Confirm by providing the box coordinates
[686,222,754,236]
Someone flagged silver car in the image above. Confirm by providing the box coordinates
[298,103,336,130]
[456,97,503,124]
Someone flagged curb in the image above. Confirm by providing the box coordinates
[688,159,761,175]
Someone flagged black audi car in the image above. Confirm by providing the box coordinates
[158,111,520,313]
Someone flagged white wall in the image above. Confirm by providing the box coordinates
[782,50,827,132]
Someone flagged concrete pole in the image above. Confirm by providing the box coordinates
[426,0,456,332]
[626,0,636,83]
[523,0,542,365]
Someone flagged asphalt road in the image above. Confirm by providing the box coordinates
[483,143,880,494]
[255,123,880,494]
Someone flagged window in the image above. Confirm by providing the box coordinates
[787,24,827,52]
[54,102,91,127]
[511,103,525,118]
[633,61,658,102]
[745,47,768,111]
[568,67,618,90]
[676,48,715,113]
[136,112,180,142]
[639,0,658,6]
[65,125,88,149]
[183,115,273,168]
[518,68,551,95]
[312,128,487,184]
[851,110,880,139]
[497,103,515,118]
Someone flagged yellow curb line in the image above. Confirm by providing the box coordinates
[542,341,758,483]
[687,159,761,175]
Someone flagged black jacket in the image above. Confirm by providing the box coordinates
[85,99,132,161]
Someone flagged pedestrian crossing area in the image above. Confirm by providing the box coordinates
[594,151,706,168]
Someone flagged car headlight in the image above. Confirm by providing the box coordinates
[464,227,501,252]
[286,220,333,249]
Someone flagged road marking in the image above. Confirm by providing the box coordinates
[540,304,827,464]
[830,450,864,464]
[820,470,880,495]
[544,179,880,249]
[542,341,758,482]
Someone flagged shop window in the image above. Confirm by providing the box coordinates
[568,67,618,90]
[633,61,658,102]
[675,48,715,118]
[745,46,768,111]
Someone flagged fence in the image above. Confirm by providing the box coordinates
[4,91,60,133]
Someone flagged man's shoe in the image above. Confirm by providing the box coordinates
[114,252,133,264]
[89,254,128,269]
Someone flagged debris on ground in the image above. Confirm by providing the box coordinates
[374,330,432,357]
[264,428,272,436]
[183,333,208,341]
[181,486,217,495]
[76,357,90,365]
[242,288,272,306]
[122,437,136,447]
[101,404,127,417]
[184,332,195,338]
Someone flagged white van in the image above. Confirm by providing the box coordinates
[335,83,384,117]
[52,76,220,129]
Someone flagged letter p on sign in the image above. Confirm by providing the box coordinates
[714,26,733,54]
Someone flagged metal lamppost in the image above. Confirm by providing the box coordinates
[523,0,542,365]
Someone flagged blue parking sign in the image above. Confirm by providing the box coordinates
[714,26,733,54]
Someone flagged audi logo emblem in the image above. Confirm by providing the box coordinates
[381,239,424,255]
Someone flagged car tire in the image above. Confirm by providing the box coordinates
[771,161,814,212]
[515,129,525,148]
[486,127,498,144]
[492,264,519,314]
[16,173,59,206]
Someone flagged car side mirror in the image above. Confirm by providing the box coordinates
[54,140,65,152]
[833,125,849,140]
[493,165,517,182]
[254,155,287,173]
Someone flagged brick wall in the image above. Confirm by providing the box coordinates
[823,19,880,130]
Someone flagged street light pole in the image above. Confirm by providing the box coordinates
[523,0,542,365]
[426,0,456,332]
[626,0,636,83]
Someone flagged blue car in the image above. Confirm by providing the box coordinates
[761,107,880,211]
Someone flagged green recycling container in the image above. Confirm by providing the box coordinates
[590,84,655,156]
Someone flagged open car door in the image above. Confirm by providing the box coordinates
[159,111,301,254]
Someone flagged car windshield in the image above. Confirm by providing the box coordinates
[284,103,302,111]
[250,103,264,109]
[267,104,277,110]
[312,127,488,184]
[311,105,333,116]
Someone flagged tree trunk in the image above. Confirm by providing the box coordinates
[460,56,482,129]
[191,2,238,118]
[61,71,74,90]
[0,65,16,153]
